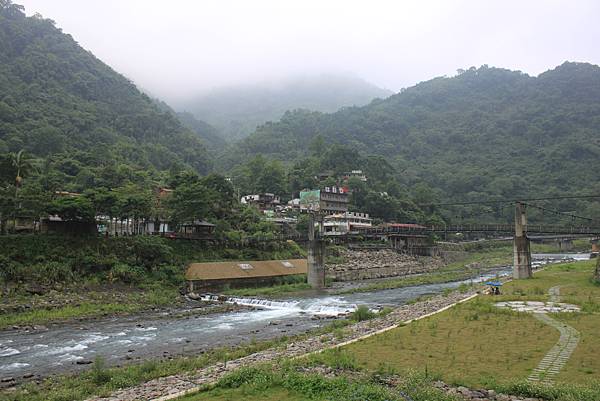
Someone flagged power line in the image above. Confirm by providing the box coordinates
[422,194,600,207]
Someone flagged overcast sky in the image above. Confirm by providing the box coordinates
[18,0,600,103]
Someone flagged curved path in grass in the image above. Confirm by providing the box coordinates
[527,286,580,384]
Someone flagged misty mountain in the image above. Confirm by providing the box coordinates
[226,62,600,208]
[148,97,225,151]
[175,75,393,141]
[176,112,226,151]
[0,2,213,190]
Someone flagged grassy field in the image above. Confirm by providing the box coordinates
[175,365,445,401]
[345,296,558,386]
[343,259,600,388]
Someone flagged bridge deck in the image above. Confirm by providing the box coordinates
[353,225,600,236]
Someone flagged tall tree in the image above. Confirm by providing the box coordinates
[10,150,37,197]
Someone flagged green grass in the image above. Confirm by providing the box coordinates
[0,288,179,329]
[345,297,557,386]
[342,259,600,388]
[0,302,139,329]
[180,386,309,401]
[179,347,600,401]
[176,365,419,401]
[335,269,478,295]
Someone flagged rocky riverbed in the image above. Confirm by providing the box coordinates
[327,248,445,281]
[86,288,552,401]
[86,290,479,401]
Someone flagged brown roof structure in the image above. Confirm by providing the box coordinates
[185,259,307,281]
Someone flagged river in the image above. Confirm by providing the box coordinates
[0,253,590,380]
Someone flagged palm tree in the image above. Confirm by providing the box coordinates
[9,150,38,231]
[10,150,37,196]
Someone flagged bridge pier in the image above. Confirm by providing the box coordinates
[556,239,574,251]
[307,213,325,289]
[514,202,532,279]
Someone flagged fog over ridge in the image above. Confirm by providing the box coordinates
[16,0,600,104]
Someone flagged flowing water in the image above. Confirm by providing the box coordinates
[0,253,589,379]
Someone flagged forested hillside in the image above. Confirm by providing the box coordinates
[227,63,600,219]
[175,75,392,141]
[0,1,215,191]
[177,112,226,151]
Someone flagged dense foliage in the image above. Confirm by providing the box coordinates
[177,111,226,151]
[0,1,216,193]
[229,145,434,224]
[175,74,392,141]
[226,63,600,223]
[0,234,304,287]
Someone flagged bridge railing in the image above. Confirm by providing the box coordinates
[356,224,600,236]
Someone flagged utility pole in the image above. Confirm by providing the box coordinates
[513,202,532,279]
[307,212,325,289]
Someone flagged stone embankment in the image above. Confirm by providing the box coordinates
[326,248,445,281]
[88,291,476,401]
[432,381,544,401]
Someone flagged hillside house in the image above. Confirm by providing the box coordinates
[323,212,372,236]
[241,193,281,211]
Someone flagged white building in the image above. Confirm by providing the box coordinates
[342,170,367,182]
[240,193,281,211]
[323,212,372,236]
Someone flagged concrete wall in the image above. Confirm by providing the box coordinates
[188,275,305,293]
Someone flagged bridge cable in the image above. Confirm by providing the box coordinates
[421,194,600,207]
[520,202,595,222]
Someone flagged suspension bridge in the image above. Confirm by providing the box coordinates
[305,194,600,288]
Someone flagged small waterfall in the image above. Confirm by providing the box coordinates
[223,296,357,316]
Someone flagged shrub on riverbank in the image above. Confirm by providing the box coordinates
[350,305,376,322]
[0,234,304,289]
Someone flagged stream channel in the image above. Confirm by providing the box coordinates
[0,253,590,380]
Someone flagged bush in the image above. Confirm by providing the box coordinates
[90,356,111,385]
[110,263,145,284]
[37,261,74,284]
[0,255,23,283]
[127,236,173,268]
[151,264,183,286]
[350,305,376,322]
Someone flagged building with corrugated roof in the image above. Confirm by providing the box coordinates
[186,259,307,292]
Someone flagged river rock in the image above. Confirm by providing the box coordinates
[326,248,445,281]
